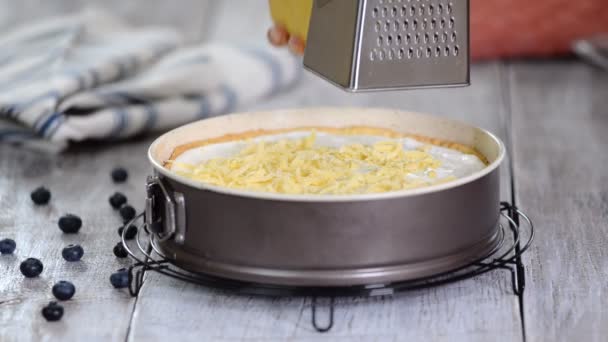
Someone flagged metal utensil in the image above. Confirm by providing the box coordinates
[573,34,608,71]
[303,0,470,92]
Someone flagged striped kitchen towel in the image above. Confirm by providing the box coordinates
[0,10,301,152]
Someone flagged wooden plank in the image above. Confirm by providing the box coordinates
[128,2,523,341]
[0,138,153,341]
[130,273,520,342]
[509,61,608,342]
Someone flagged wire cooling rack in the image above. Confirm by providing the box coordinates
[122,202,533,332]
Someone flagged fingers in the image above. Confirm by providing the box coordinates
[268,24,306,56]
[268,25,289,46]
[288,35,305,56]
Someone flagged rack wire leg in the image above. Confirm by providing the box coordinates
[311,297,334,332]
[127,236,154,297]
[507,203,526,296]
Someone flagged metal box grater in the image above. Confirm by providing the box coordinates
[303,0,470,92]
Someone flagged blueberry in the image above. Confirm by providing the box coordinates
[125,225,137,239]
[41,301,64,321]
[31,187,51,205]
[119,205,136,222]
[111,168,128,183]
[113,242,128,258]
[20,258,43,278]
[110,268,130,288]
[118,225,137,240]
[0,238,16,254]
[52,281,76,300]
[62,244,84,262]
[58,214,82,234]
[109,192,127,209]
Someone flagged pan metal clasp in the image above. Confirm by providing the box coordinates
[145,175,186,244]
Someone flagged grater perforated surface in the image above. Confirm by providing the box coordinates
[303,0,469,91]
[354,0,469,91]
[369,0,461,62]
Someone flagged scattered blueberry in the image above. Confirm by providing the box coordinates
[110,268,130,288]
[113,242,128,258]
[0,238,16,254]
[109,192,127,209]
[111,168,128,183]
[119,205,136,222]
[30,187,51,205]
[118,225,137,240]
[20,258,43,278]
[62,244,84,262]
[41,301,64,321]
[52,281,76,300]
[58,214,82,234]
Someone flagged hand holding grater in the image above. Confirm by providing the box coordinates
[270,0,470,92]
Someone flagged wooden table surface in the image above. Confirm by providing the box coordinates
[1,1,606,341]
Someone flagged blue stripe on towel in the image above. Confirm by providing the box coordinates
[219,84,238,114]
[108,92,157,132]
[38,111,62,136]
[197,96,211,119]
[105,92,156,133]
[0,129,37,141]
[8,90,61,131]
[109,108,128,138]
[46,114,66,138]
[143,104,158,130]
[240,48,282,95]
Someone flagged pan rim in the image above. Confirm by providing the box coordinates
[148,108,505,203]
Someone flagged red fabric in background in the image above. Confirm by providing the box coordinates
[470,0,608,60]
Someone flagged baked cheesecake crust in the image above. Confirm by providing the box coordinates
[165,126,488,167]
